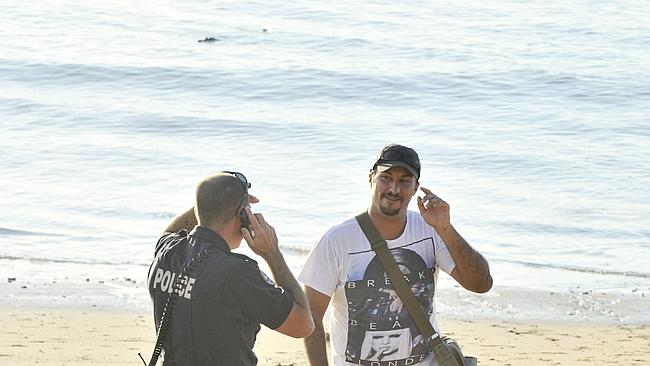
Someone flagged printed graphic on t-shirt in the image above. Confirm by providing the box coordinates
[344,239,435,366]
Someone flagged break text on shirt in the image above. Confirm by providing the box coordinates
[345,270,432,289]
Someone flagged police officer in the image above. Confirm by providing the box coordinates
[148,171,314,365]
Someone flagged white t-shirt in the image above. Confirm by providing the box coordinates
[299,210,456,366]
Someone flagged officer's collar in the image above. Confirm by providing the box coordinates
[189,225,231,252]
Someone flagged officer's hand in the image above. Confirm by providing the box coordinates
[241,207,280,259]
[417,186,451,232]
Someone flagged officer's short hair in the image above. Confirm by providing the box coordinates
[195,173,245,226]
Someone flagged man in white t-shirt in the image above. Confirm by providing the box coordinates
[299,144,493,366]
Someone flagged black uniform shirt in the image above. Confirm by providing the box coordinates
[147,226,294,366]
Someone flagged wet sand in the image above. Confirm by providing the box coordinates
[1,307,648,365]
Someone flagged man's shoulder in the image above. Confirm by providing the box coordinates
[404,211,441,245]
[160,229,190,241]
[222,253,276,287]
[307,216,362,256]
[323,216,361,238]
[199,251,261,289]
[154,229,190,255]
[202,248,258,271]
[225,252,259,267]
[309,215,371,257]
[406,210,432,230]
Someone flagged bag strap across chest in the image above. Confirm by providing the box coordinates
[355,211,463,366]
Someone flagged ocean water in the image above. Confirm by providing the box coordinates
[1,0,648,323]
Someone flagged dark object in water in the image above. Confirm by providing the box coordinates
[198,37,219,43]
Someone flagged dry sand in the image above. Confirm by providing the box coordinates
[1,308,648,365]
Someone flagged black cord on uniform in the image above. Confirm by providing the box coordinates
[142,248,208,366]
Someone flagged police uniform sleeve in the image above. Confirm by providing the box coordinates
[227,261,294,329]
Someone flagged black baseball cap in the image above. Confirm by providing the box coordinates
[372,144,421,180]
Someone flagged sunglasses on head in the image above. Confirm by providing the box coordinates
[376,149,420,170]
[222,171,253,228]
[222,171,251,190]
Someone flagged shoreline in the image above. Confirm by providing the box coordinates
[2,306,648,366]
[3,252,649,325]
[2,275,648,324]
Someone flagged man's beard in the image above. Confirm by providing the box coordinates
[379,204,400,216]
[379,194,402,216]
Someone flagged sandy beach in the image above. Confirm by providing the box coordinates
[2,307,648,366]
